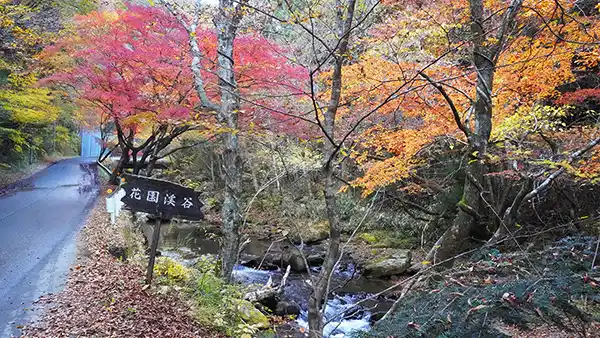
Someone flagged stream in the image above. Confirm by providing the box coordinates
[143,221,395,338]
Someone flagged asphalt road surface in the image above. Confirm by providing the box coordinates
[0,158,100,337]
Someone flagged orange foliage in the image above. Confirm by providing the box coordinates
[342,0,600,194]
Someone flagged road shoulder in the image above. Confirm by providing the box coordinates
[22,192,217,337]
[0,157,73,197]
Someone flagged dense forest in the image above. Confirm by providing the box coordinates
[4,0,600,337]
[0,0,99,168]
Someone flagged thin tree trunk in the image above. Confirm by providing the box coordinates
[248,154,260,194]
[210,148,216,184]
[307,0,356,336]
[110,145,129,184]
[308,162,341,337]
[161,0,245,283]
[215,0,243,283]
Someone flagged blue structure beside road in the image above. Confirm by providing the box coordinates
[80,130,101,158]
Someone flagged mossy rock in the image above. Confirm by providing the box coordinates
[282,247,308,272]
[363,250,412,278]
[358,232,378,244]
[356,229,415,249]
[235,300,269,328]
[289,220,330,244]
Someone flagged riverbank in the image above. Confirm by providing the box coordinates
[22,194,219,337]
[149,218,600,338]
[143,218,402,337]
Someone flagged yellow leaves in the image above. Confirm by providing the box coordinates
[575,51,600,70]
[336,0,600,195]
[212,126,236,135]
[484,36,499,47]
[0,16,14,28]
[0,86,59,125]
[353,156,415,196]
[101,10,120,22]
[8,73,37,88]
[0,127,25,153]
[286,9,321,24]
[121,111,157,128]
[153,257,191,282]
[351,125,443,194]
[493,105,568,141]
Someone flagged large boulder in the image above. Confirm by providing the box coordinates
[240,253,280,271]
[363,250,412,278]
[235,300,269,328]
[306,252,325,266]
[283,247,307,272]
[275,300,301,316]
[289,220,330,244]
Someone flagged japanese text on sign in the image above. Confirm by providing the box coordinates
[127,188,195,209]
[120,174,204,220]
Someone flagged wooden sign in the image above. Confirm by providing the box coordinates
[120,174,204,220]
[119,174,204,285]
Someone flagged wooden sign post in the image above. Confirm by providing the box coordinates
[120,174,204,285]
[146,217,162,285]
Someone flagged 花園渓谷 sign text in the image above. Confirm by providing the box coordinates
[120,174,204,220]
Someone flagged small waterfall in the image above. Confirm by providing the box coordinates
[297,294,371,338]
[154,225,393,338]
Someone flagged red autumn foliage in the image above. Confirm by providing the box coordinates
[41,4,307,133]
[556,88,600,105]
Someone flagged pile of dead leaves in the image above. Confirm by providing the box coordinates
[23,195,221,338]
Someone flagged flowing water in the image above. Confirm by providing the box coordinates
[143,221,395,337]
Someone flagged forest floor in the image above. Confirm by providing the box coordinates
[21,193,220,338]
[363,234,600,338]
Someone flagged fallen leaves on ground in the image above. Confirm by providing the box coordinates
[23,194,221,338]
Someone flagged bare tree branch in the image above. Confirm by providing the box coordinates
[419,71,471,138]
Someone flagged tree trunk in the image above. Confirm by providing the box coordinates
[307,161,342,337]
[307,0,356,336]
[487,178,532,245]
[425,0,495,264]
[159,0,245,283]
[110,144,129,184]
[423,0,525,264]
[215,0,243,283]
[425,157,486,264]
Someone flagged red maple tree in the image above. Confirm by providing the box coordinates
[42,4,306,180]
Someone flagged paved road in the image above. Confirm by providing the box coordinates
[0,158,100,337]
